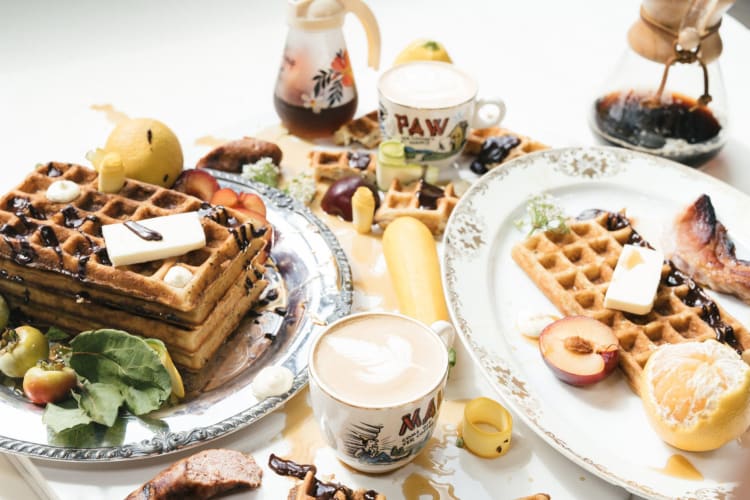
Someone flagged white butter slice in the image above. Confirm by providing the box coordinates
[102,212,205,267]
[604,244,664,315]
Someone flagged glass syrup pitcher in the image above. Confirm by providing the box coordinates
[590,0,734,166]
[274,0,380,139]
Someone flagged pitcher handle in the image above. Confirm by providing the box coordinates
[340,0,381,69]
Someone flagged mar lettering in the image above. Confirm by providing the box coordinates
[395,114,449,137]
[399,398,438,436]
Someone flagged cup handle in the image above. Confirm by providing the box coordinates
[430,320,456,349]
[471,98,506,129]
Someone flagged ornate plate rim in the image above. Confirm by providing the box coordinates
[442,146,743,500]
[0,169,353,462]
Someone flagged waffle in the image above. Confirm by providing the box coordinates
[8,272,267,370]
[333,110,381,149]
[374,179,458,235]
[308,150,376,182]
[0,163,268,315]
[511,210,750,395]
[287,470,385,500]
[0,162,271,370]
[464,127,548,160]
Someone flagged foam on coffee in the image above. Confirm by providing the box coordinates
[379,61,477,109]
[312,314,447,407]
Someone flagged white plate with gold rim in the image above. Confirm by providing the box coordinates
[442,147,750,500]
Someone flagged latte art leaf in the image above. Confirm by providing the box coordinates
[324,334,414,384]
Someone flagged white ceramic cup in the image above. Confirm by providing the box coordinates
[378,61,505,171]
[308,312,450,473]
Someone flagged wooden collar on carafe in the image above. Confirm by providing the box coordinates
[639,6,722,108]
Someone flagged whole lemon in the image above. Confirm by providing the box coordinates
[102,118,183,187]
[394,39,453,66]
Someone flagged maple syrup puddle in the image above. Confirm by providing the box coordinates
[194,135,231,148]
[254,125,400,312]
[402,473,459,500]
[655,454,703,481]
[90,104,129,125]
[280,387,325,464]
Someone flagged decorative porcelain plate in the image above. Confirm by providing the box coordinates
[442,147,750,500]
[0,170,352,461]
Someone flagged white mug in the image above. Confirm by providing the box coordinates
[308,312,450,473]
[378,61,505,170]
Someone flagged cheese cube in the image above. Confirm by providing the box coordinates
[604,244,664,315]
[102,212,206,267]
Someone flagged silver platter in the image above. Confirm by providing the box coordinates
[0,169,352,461]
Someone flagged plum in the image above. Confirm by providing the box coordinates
[321,176,379,221]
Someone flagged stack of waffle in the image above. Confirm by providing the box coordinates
[512,210,750,395]
[0,163,271,371]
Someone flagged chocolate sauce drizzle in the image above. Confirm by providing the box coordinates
[269,454,381,500]
[39,225,63,267]
[123,220,163,241]
[61,205,102,237]
[347,151,371,170]
[199,202,266,252]
[577,209,740,353]
[415,180,445,210]
[46,163,63,177]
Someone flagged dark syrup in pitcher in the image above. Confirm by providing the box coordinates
[274,94,357,139]
[592,90,723,166]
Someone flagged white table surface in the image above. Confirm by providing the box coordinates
[0,0,749,499]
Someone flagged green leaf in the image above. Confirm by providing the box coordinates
[43,401,92,433]
[69,329,171,415]
[75,381,123,427]
[45,326,71,342]
[46,416,127,448]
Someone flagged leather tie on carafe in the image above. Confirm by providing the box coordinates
[638,0,723,109]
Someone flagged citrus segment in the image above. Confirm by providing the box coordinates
[641,340,750,451]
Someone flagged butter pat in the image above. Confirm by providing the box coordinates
[604,244,664,315]
[102,212,205,267]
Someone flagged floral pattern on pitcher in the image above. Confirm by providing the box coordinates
[301,49,355,114]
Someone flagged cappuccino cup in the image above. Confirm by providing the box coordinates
[378,61,505,171]
[308,312,449,473]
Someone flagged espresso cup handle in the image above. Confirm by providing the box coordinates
[430,320,456,349]
[471,98,506,129]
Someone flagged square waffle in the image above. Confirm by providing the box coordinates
[0,162,271,370]
[333,110,381,149]
[308,150,376,182]
[511,210,750,395]
[373,179,459,235]
[464,127,548,160]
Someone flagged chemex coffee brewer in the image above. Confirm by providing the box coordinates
[590,0,735,166]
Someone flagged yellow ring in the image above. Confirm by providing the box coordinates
[461,397,513,458]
